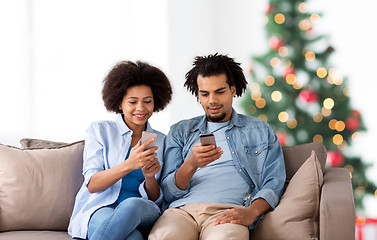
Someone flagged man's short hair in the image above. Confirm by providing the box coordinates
[184,53,248,98]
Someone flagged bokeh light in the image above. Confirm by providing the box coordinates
[321,107,332,117]
[255,98,266,108]
[278,46,289,57]
[287,118,298,129]
[286,74,296,85]
[323,98,335,109]
[299,19,311,31]
[275,13,285,24]
[270,57,281,67]
[333,134,344,145]
[317,67,327,78]
[298,3,307,13]
[335,121,345,132]
[258,114,268,122]
[313,113,323,122]
[271,91,282,102]
[265,76,275,86]
[310,13,320,23]
[278,111,289,122]
[305,51,315,61]
[313,134,323,143]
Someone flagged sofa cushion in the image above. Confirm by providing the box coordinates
[0,141,84,231]
[282,142,326,181]
[19,138,70,149]
[0,231,72,240]
[250,150,323,240]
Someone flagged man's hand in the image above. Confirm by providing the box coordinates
[214,198,271,227]
[186,142,222,168]
[174,142,222,190]
[214,207,255,227]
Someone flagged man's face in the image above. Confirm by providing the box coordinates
[197,73,236,122]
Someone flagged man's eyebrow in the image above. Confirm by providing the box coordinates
[198,87,227,94]
[214,87,227,92]
[199,90,209,93]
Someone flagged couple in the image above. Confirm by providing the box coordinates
[68,53,286,240]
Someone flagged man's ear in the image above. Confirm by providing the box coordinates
[231,85,236,97]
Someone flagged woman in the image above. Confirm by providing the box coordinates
[68,61,173,240]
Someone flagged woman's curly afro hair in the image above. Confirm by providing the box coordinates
[184,53,247,98]
[102,61,172,113]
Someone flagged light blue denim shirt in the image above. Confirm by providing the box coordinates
[68,114,164,239]
[161,109,286,229]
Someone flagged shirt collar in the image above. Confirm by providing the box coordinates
[192,108,245,133]
[116,114,131,135]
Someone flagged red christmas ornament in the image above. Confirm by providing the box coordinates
[352,109,361,119]
[327,151,345,167]
[346,117,360,132]
[299,89,318,103]
[269,37,284,51]
[276,132,287,146]
[283,67,296,78]
[265,3,274,14]
[243,64,253,74]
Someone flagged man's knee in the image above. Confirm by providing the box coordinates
[202,223,249,240]
[149,208,199,240]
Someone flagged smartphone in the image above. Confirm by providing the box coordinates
[199,133,216,147]
[141,131,157,150]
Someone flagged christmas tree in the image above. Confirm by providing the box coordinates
[241,0,376,209]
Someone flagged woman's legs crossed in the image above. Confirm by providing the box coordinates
[88,198,160,240]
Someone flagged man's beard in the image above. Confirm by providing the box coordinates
[207,112,226,122]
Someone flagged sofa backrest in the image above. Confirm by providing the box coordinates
[282,142,326,181]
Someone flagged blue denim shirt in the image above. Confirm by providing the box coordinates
[161,109,286,228]
[68,114,164,239]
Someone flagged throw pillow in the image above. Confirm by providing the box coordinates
[250,150,324,240]
[19,138,71,149]
[0,141,84,231]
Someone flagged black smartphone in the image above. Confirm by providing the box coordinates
[199,133,216,147]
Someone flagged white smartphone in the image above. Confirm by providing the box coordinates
[141,131,157,150]
[199,133,216,147]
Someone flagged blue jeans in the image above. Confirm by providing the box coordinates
[87,197,161,240]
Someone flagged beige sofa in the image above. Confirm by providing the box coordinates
[0,140,355,240]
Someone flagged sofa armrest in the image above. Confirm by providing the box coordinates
[320,168,355,240]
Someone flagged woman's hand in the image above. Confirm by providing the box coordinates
[124,138,158,171]
[142,158,161,179]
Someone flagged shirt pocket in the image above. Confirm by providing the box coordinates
[244,143,268,175]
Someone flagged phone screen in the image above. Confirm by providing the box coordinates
[199,133,216,147]
[141,131,157,150]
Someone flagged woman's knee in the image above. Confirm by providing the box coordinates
[117,198,160,219]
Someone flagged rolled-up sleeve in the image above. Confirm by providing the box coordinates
[82,124,105,186]
[139,181,164,205]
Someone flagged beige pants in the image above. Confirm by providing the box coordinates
[148,203,249,240]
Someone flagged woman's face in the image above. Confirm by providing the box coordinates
[119,85,154,131]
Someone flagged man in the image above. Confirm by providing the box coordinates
[149,53,286,240]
